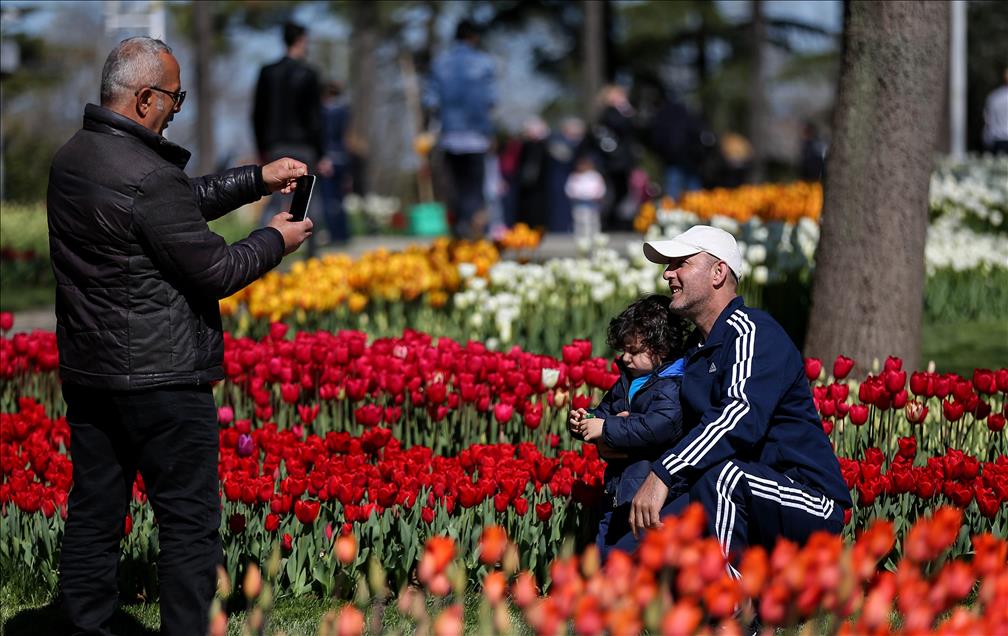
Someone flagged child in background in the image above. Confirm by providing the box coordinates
[564,155,606,248]
[568,294,691,560]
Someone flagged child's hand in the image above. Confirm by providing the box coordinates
[567,408,588,438]
[579,417,604,442]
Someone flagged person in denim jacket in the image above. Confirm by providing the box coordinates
[423,19,497,238]
[569,294,691,559]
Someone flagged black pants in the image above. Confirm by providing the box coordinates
[444,151,486,239]
[59,384,221,636]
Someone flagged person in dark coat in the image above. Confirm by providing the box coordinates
[544,117,586,233]
[252,21,323,232]
[47,36,312,635]
[569,295,692,560]
[515,117,551,228]
[592,85,638,231]
[318,81,352,244]
[649,93,705,200]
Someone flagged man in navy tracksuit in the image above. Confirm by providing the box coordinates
[631,226,851,577]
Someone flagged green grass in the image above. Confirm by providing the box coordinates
[922,319,1008,377]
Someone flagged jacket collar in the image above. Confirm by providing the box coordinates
[83,103,191,169]
[687,296,745,357]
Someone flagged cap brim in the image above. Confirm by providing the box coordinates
[643,239,702,264]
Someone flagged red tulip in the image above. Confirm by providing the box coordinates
[972,369,996,395]
[909,371,931,397]
[493,403,513,424]
[804,357,823,381]
[828,382,849,402]
[996,368,1008,392]
[264,513,280,533]
[281,533,293,554]
[294,499,321,525]
[561,344,583,365]
[535,502,553,522]
[849,404,870,426]
[832,355,855,380]
[883,370,906,394]
[942,400,965,422]
[988,413,1006,432]
[267,321,288,340]
[0,311,13,332]
[228,512,247,534]
[217,405,234,425]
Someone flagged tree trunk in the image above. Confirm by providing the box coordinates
[193,1,214,175]
[348,2,380,194]
[748,0,767,183]
[582,0,605,120]
[805,0,948,374]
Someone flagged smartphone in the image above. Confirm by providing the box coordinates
[289,174,316,222]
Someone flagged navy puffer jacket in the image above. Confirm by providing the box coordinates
[592,359,687,506]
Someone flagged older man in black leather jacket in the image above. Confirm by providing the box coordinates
[47,36,312,635]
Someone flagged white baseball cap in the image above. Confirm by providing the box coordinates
[643,225,744,280]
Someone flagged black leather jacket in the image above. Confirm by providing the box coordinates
[47,104,285,390]
[253,56,323,156]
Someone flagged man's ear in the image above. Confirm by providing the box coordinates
[711,260,731,288]
[134,88,152,118]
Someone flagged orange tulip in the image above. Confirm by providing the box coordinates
[432,604,463,636]
[661,600,703,636]
[483,571,507,606]
[512,570,539,609]
[702,574,742,619]
[479,525,508,566]
[336,605,365,636]
[335,532,357,565]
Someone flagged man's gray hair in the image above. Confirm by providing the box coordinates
[100,37,172,106]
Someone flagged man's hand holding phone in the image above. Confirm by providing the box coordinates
[262,157,308,194]
[268,213,313,255]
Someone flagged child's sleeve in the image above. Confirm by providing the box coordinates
[590,387,618,420]
[601,378,683,449]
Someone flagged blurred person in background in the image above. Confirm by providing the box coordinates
[515,116,551,229]
[423,19,497,239]
[318,80,352,245]
[718,132,754,187]
[799,121,827,182]
[48,36,312,635]
[252,21,323,242]
[649,90,705,201]
[592,85,639,231]
[545,116,587,233]
[983,66,1008,154]
[565,154,607,247]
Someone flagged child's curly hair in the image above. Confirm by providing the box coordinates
[606,295,692,361]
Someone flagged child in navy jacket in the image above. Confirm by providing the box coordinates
[568,294,691,559]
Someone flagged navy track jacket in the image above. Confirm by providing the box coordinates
[651,297,853,507]
[592,359,687,506]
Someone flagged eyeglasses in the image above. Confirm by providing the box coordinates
[136,85,186,110]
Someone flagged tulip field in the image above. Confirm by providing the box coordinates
[2,156,1007,633]
[2,310,1007,633]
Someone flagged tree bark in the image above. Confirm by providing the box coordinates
[805,1,948,374]
[193,1,215,175]
[748,0,767,182]
[582,0,605,120]
[348,2,380,194]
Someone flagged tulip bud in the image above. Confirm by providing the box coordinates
[502,543,521,575]
[216,565,232,597]
[242,563,262,600]
[368,556,388,598]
